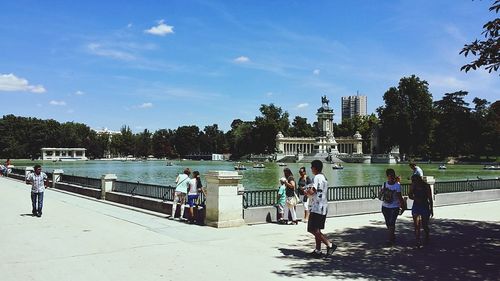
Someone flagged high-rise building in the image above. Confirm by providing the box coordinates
[341,93,367,121]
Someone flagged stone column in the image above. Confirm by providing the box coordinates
[101,174,117,200]
[205,171,245,228]
[52,169,64,188]
[423,176,436,201]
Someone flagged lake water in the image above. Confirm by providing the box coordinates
[11,160,500,190]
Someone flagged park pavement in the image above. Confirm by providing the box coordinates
[0,176,499,281]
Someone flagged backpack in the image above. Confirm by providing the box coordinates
[378,182,395,204]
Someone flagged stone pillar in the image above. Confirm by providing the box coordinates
[205,171,245,228]
[423,176,436,201]
[101,174,117,200]
[52,169,64,188]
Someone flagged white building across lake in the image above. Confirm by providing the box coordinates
[41,148,88,161]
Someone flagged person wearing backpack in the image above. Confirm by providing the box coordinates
[379,168,405,246]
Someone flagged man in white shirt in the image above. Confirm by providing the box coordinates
[25,164,48,217]
[409,163,424,177]
[305,160,336,257]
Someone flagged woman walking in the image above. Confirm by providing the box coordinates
[409,174,433,248]
[283,168,298,225]
[379,168,405,246]
[297,166,312,222]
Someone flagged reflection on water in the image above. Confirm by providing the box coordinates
[11,160,500,190]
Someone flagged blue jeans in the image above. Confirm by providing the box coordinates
[31,192,44,214]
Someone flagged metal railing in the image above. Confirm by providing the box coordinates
[113,181,176,201]
[434,178,500,194]
[60,174,101,189]
[242,179,499,208]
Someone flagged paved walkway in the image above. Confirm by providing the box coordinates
[1,176,499,281]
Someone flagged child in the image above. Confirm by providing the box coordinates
[277,177,287,224]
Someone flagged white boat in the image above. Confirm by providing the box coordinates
[234,163,247,170]
[278,162,287,167]
[438,164,447,170]
[253,163,265,168]
[166,162,174,166]
[332,163,344,170]
[483,165,500,170]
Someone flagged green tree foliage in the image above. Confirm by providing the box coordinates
[226,120,255,158]
[152,129,175,158]
[460,0,500,74]
[377,75,434,157]
[335,114,378,153]
[253,104,290,154]
[135,129,152,157]
[172,125,200,156]
[432,91,472,158]
[199,124,226,154]
[289,116,315,137]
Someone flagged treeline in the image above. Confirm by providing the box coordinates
[1,75,498,160]
[376,75,499,159]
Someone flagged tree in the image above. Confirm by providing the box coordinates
[377,75,435,157]
[152,129,175,158]
[460,0,500,74]
[172,125,200,157]
[135,129,152,157]
[253,104,290,154]
[432,91,472,158]
[289,116,315,137]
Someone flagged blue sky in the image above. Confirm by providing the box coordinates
[1,0,499,132]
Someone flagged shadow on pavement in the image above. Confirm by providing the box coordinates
[275,218,500,280]
[20,213,35,217]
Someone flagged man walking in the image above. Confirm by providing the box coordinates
[26,164,48,217]
[306,160,336,257]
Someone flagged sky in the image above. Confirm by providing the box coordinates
[1,0,499,133]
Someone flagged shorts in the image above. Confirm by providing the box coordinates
[382,206,399,228]
[308,212,326,232]
[173,191,186,204]
[300,195,310,210]
[187,194,199,207]
[277,204,284,214]
[412,204,430,218]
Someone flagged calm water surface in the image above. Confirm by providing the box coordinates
[11,160,500,190]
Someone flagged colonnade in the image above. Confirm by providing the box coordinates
[282,143,314,155]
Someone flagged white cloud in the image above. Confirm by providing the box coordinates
[87,43,135,61]
[75,90,85,96]
[234,56,250,63]
[297,103,309,109]
[49,100,66,106]
[313,69,320,75]
[144,19,174,36]
[127,23,133,28]
[266,92,273,97]
[139,102,153,108]
[67,109,74,114]
[0,73,46,93]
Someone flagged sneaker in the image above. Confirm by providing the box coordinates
[309,250,323,258]
[326,244,337,256]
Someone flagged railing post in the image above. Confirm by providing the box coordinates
[423,176,436,201]
[101,174,117,200]
[52,169,64,188]
[24,166,34,180]
[205,171,245,228]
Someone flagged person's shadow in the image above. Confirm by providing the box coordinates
[20,213,36,217]
[275,218,500,280]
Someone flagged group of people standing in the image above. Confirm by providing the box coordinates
[277,160,337,257]
[277,161,433,257]
[171,168,206,224]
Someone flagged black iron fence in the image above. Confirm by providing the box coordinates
[242,178,499,208]
[434,178,500,194]
[60,174,101,189]
[114,180,175,201]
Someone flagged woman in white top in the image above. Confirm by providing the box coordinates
[380,168,405,246]
[171,168,190,220]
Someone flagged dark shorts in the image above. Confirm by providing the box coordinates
[382,206,399,228]
[187,194,199,207]
[412,203,430,219]
[308,212,326,232]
